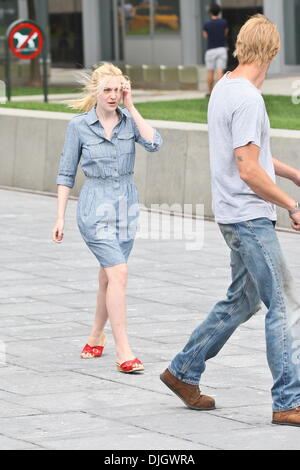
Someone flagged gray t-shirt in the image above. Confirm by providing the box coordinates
[208,72,277,224]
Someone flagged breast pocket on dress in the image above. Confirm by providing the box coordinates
[87,139,107,160]
[117,132,135,154]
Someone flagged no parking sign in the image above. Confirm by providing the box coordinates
[4,19,48,102]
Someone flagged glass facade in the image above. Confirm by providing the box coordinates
[220,0,263,69]
[284,0,300,65]
[154,0,180,34]
[48,0,83,67]
[0,0,18,37]
[123,0,180,36]
[0,0,18,63]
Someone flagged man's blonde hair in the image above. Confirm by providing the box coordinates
[233,14,280,65]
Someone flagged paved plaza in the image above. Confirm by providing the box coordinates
[0,187,300,450]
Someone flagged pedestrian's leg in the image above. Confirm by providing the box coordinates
[87,267,109,346]
[207,70,215,95]
[216,69,225,81]
[169,224,261,385]
[81,267,109,358]
[104,263,136,364]
[237,218,300,412]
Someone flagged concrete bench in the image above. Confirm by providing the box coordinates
[125,64,206,90]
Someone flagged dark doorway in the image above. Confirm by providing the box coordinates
[222,7,263,70]
[49,13,83,68]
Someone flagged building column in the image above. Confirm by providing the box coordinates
[99,0,114,61]
[18,0,28,19]
[180,0,199,65]
[180,0,211,66]
[82,0,102,68]
[263,0,285,74]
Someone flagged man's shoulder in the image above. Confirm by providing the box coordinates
[210,78,264,114]
[237,87,264,107]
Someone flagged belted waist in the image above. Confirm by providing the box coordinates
[86,173,134,185]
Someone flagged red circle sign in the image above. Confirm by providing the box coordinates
[8,22,44,60]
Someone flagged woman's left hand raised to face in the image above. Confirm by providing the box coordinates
[122,81,134,111]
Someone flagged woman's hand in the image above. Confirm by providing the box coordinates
[122,81,134,111]
[52,218,65,243]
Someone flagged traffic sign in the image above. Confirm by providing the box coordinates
[4,19,48,103]
[8,21,44,60]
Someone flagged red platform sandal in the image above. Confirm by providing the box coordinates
[80,333,107,359]
[116,358,144,373]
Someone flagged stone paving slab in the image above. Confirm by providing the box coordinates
[0,435,43,450]
[0,188,300,450]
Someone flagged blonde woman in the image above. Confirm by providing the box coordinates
[52,63,163,373]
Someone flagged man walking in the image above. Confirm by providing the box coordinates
[203,3,229,97]
[161,14,300,427]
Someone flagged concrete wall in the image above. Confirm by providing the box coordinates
[0,108,299,229]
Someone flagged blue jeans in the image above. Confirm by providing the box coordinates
[169,218,300,412]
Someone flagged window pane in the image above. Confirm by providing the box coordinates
[154,0,180,34]
[0,0,18,37]
[124,0,151,36]
[284,0,300,65]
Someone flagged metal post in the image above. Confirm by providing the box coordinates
[42,33,48,103]
[5,30,12,102]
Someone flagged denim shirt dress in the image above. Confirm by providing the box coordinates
[56,105,163,268]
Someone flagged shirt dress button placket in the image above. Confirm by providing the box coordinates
[112,138,120,191]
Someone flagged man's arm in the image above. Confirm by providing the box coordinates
[235,144,300,229]
[203,30,208,39]
[273,157,300,186]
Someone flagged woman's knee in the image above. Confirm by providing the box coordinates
[105,264,128,287]
[99,268,109,289]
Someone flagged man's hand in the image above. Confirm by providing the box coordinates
[290,212,300,231]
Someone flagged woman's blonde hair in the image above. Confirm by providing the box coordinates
[233,14,280,65]
[66,62,130,113]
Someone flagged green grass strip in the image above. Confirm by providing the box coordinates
[11,87,82,96]
[0,95,299,130]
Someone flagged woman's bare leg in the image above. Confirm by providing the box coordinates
[104,263,136,364]
[87,267,109,347]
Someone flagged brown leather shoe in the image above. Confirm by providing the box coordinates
[272,407,300,427]
[160,369,215,411]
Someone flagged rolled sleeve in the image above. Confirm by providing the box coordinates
[56,119,82,188]
[134,126,163,153]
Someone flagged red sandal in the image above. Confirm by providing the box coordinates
[80,333,107,359]
[116,358,144,373]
